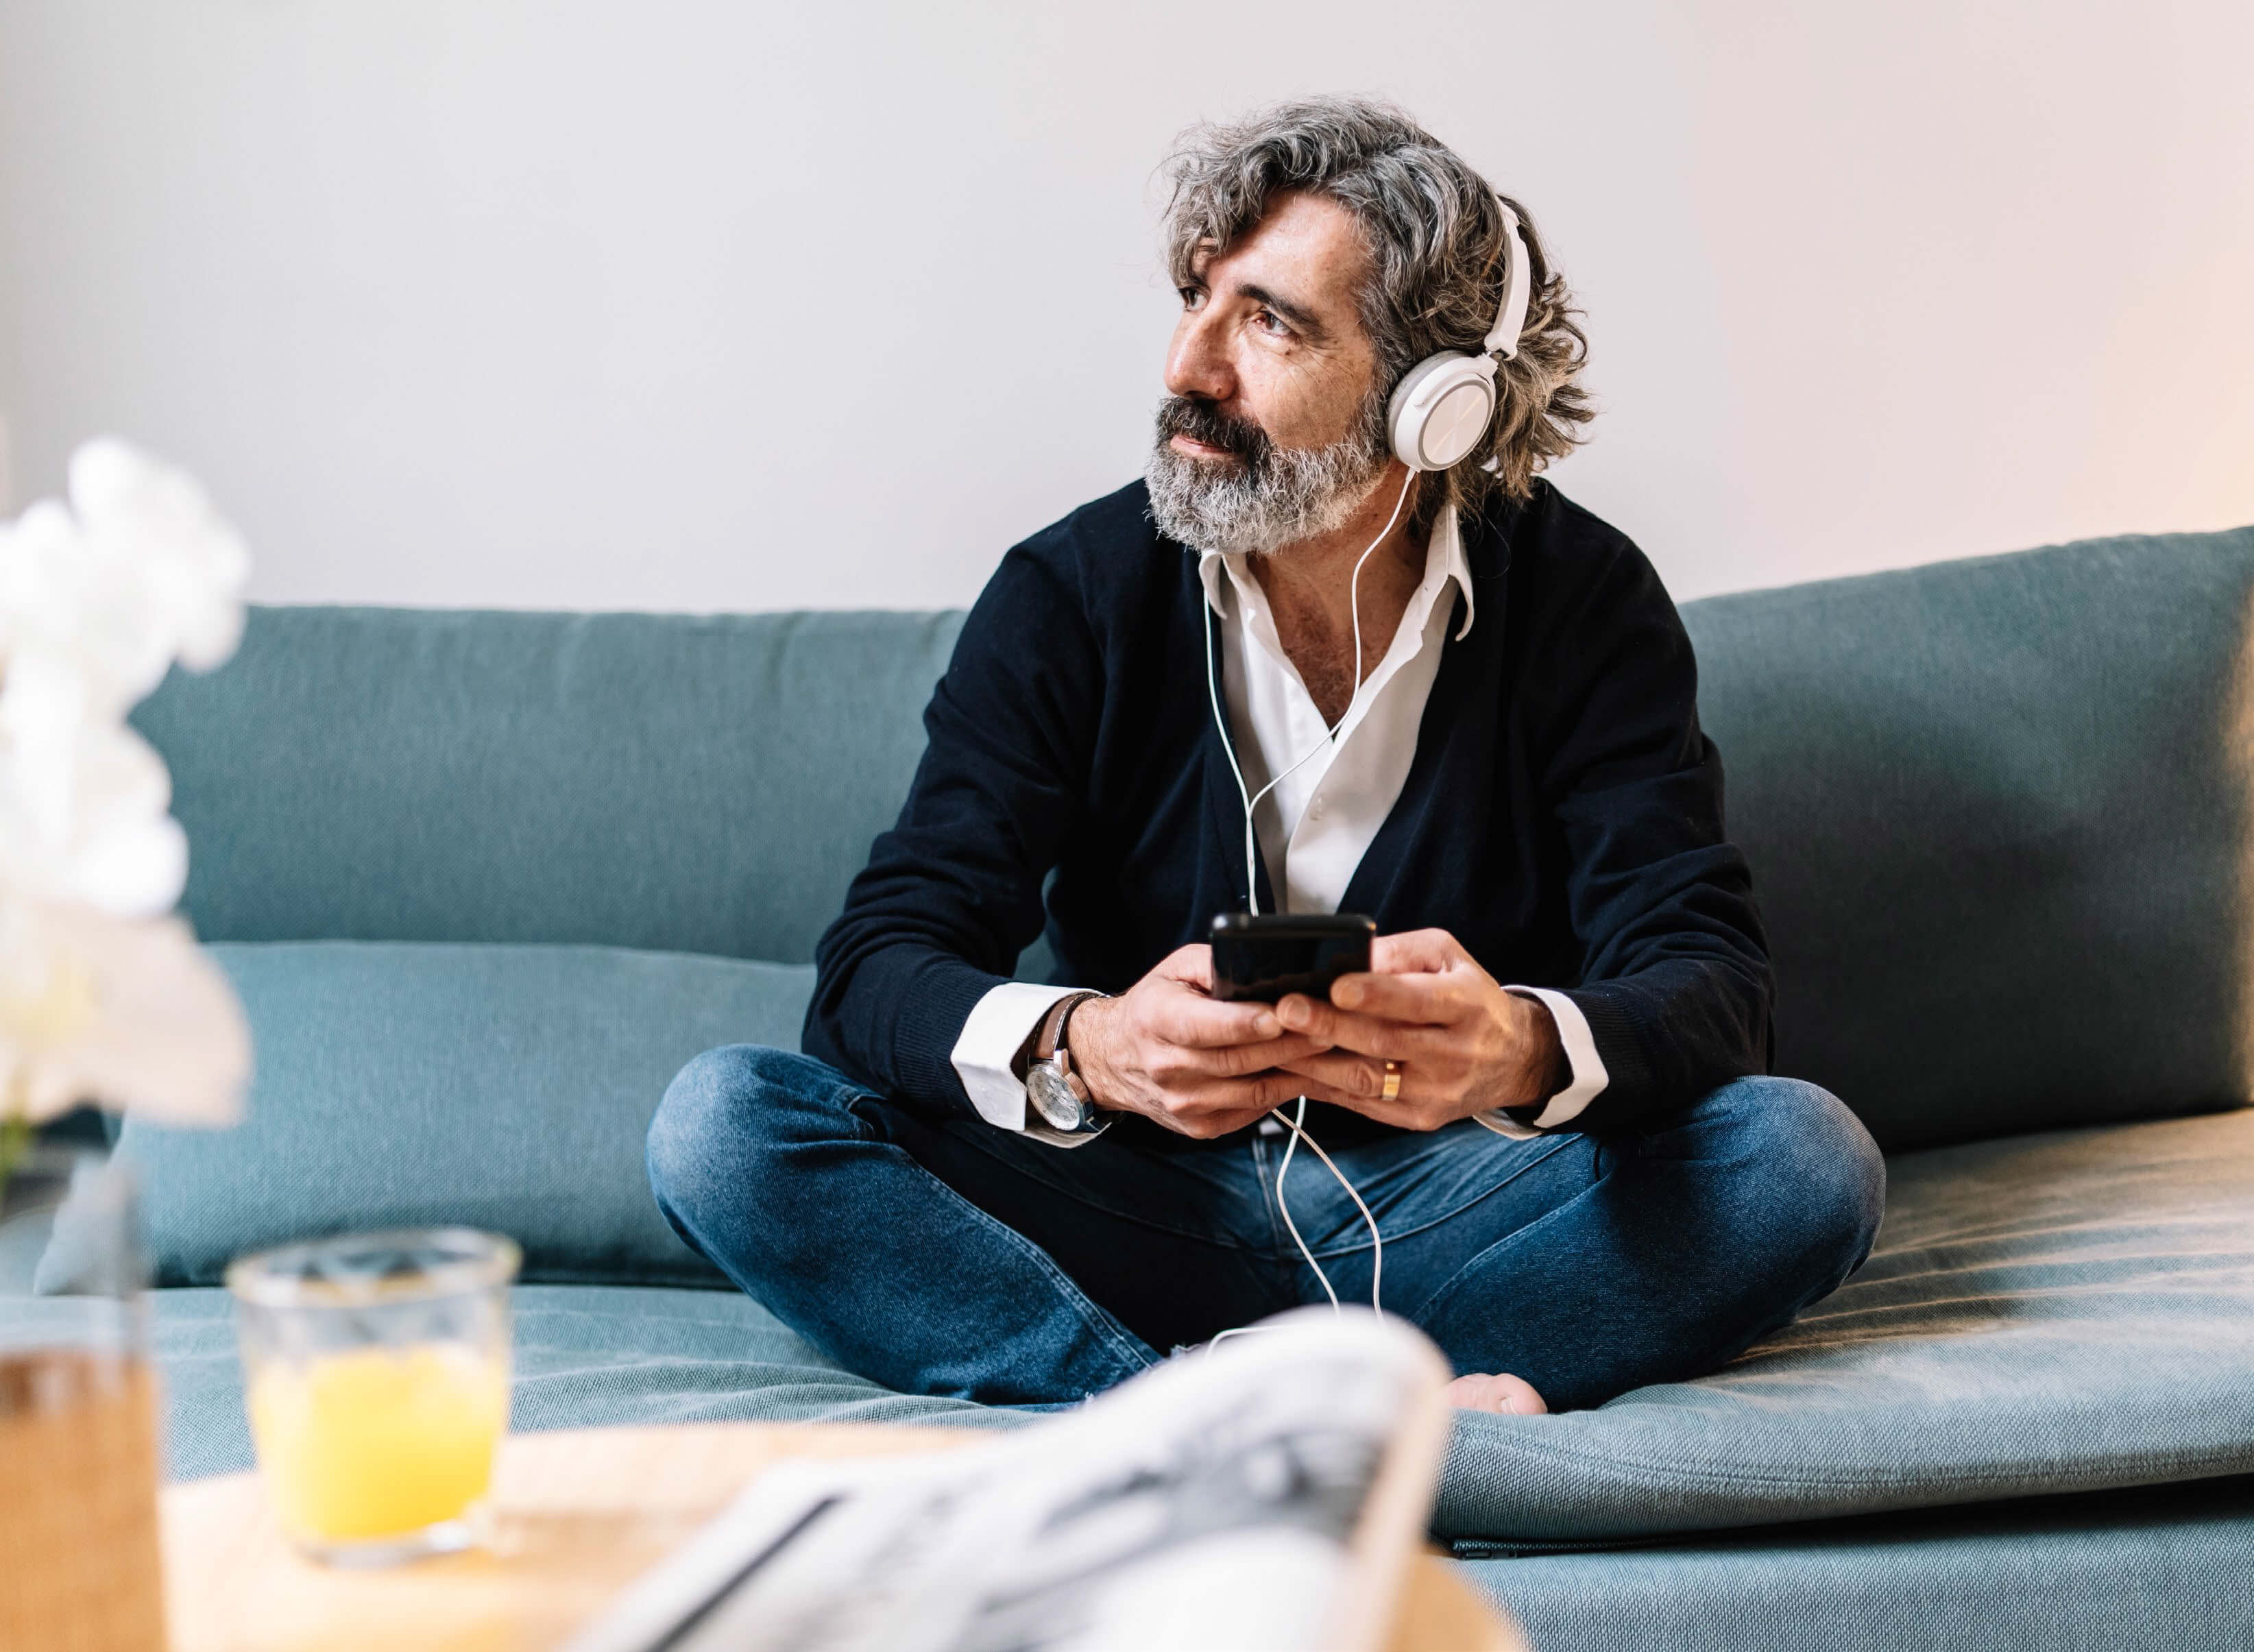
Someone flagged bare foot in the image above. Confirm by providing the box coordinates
[1446,1372,1548,1415]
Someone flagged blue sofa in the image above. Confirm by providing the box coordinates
[18,522,2254,1649]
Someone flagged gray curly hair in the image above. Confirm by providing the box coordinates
[1161,96,1593,518]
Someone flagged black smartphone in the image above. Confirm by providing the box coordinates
[1209,912,1377,1004]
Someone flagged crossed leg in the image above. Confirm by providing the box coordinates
[648,1047,1883,1413]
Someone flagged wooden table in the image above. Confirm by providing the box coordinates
[161,1423,1523,1652]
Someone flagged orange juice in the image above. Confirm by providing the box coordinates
[246,1341,509,1543]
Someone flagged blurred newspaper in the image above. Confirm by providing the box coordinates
[561,1309,1452,1652]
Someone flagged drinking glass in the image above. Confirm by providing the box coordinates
[226,1226,518,1566]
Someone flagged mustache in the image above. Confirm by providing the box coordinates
[1154,396,1271,463]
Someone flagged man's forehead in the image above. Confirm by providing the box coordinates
[1189,192,1368,313]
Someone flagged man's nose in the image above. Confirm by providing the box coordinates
[1165,311,1234,404]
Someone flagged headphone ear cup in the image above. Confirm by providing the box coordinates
[1387,352,1498,472]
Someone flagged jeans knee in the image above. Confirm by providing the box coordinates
[645,1043,849,1226]
[1697,1075,1887,1291]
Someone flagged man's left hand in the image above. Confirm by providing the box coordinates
[1272,928,1568,1130]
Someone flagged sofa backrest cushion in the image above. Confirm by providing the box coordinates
[1684,526,2254,1149]
[37,942,816,1291]
[138,608,966,967]
[134,524,2254,1151]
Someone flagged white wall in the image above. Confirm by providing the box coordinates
[1,0,2249,613]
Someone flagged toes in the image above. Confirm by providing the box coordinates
[1444,1372,1549,1416]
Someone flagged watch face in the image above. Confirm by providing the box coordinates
[1027,1062,1087,1132]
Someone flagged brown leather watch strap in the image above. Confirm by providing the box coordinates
[1032,991,1102,1063]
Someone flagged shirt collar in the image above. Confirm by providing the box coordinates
[1196,501,1477,642]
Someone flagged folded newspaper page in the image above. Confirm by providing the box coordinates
[561,1309,1452,1652]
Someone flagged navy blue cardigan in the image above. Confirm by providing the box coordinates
[803,477,1772,1139]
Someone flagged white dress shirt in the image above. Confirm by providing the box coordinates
[949,505,1608,1143]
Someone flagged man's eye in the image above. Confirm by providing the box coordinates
[1255,308,1289,337]
[1179,287,1207,311]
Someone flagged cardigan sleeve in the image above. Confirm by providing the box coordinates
[1530,533,1775,1132]
[801,539,1100,1117]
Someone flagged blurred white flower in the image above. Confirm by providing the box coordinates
[0,677,186,916]
[0,437,251,1129]
[69,438,250,675]
[0,440,248,719]
[0,903,247,1126]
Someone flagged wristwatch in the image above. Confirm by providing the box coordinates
[1023,991,1107,1136]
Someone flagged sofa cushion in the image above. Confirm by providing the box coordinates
[41,942,816,1291]
[135,607,967,967]
[1686,525,2254,1150]
[8,1286,2243,1648]
[1461,1475,2254,1652]
[135,527,2254,1152]
[1435,1107,2254,1546]
[40,1106,2254,1544]
[0,1283,1012,1483]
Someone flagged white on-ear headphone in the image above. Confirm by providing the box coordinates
[1384,198,1534,474]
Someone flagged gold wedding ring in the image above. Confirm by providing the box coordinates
[1380,1060,1402,1102]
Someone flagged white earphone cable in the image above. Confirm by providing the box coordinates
[1270,1095,1338,1310]
[1271,1093,1383,1314]
[1199,466,1414,1336]
[1203,467,1417,915]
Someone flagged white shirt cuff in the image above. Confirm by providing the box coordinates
[949,980,1078,1133]
[1474,986,1610,1139]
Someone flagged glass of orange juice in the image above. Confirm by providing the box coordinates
[226,1228,518,1566]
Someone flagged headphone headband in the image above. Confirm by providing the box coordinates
[1481,199,1534,363]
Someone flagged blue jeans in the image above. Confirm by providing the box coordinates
[646,1047,1884,1411]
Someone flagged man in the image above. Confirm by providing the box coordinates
[648,97,1882,1415]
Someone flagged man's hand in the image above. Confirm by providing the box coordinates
[1071,945,1334,1139]
[1272,929,1568,1131]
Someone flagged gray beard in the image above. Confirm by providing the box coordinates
[1145,413,1390,558]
